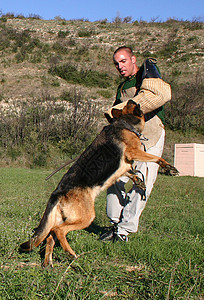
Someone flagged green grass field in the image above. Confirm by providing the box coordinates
[0,167,203,299]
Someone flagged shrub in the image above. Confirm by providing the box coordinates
[0,24,48,62]
[165,73,204,133]
[30,50,43,63]
[49,63,112,88]
[113,15,122,26]
[123,16,132,23]
[52,41,68,54]
[97,89,113,99]
[100,18,108,24]
[0,25,17,50]
[15,50,28,63]
[51,79,60,87]
[78,30,96,37]
[60,90,73,102]
[0,89,98,167]
[12,30,31,48]
[28,14,42,20]
[66,37,76,46]
[184,20,203,31]
[157,37,181,58]
[58,30,69,38]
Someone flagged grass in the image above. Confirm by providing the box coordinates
[0,167,203,299]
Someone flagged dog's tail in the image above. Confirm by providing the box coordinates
[20,201,56,252]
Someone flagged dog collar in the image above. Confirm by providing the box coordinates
[117,119,147,140]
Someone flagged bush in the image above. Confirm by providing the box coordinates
[184,20,203,31]
[0,24,47,61]
[0,89,98,167]
[52,41,68,54]
[49,63,112,88]
[157,36,181,58]
[97,89,113,99]
[165,73,204,133]
[0,25,16,50]
[58,30,69,38]
[78,30,96,37]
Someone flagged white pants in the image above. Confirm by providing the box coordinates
[106,128,165,236]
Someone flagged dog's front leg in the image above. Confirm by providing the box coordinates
[157,159,179,175]
[127,169,146,191]
[126,148,178,176]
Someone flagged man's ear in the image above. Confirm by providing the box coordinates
[111,108,122,119]
[131,55,136,64]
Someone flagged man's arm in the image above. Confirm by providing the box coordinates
[133,77,171,114]
[105,77,171,118]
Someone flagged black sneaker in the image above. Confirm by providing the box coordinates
[100,224,117,241]
[114,234,128,242]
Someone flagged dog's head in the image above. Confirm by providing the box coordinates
[111,100,145,132]
[111,100,143,119]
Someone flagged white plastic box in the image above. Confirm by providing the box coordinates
[174,143,204,177]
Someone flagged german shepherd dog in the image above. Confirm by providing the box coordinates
[20,100,178,267]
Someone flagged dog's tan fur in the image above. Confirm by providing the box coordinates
[20,100,178,267]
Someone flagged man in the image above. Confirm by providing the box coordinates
[101,46,171,242]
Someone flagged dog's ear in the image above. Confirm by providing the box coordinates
[126,100,143,117]
[133,103,143,117]
[111,108,122,119]
[127,99,136,106]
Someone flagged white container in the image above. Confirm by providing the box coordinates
[174,143,204,177]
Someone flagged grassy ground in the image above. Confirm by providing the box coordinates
[0,167,203,299]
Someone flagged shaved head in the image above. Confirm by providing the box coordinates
[113,46,134,59]
[113,46,138,77]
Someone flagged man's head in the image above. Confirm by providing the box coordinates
[113,46,139,78]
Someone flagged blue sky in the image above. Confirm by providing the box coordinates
[0,0,203,22]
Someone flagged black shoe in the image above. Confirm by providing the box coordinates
[114,234,128,242]
[100,224,117,241]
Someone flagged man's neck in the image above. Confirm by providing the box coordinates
[128,65,139,78]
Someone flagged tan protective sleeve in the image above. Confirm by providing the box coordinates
[105,78,171,117]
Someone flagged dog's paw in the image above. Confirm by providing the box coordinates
[133,176,146,191]
[164,164,179,176]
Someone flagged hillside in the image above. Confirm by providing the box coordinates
[0,16,203,167]
[0,17,203,103]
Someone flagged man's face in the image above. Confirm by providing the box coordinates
[113,50,136,77]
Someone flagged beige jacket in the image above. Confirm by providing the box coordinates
[105,78,171,149]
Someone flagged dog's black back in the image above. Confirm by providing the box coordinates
[50,122,124,205]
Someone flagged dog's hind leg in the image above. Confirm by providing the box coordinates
[43,231,57,267]
[53,225,78,259]
[50,217,95,265]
